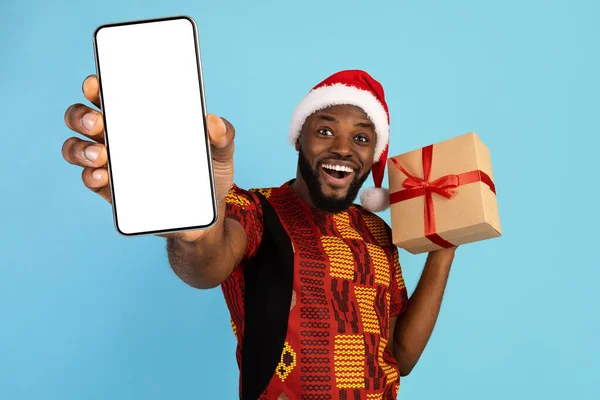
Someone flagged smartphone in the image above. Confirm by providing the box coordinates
[92,16,217,236]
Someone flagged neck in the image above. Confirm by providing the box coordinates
[290,170,316,208]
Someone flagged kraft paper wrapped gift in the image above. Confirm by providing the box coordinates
[387,132,501,254]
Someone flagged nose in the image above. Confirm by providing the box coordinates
[329,133,353,158]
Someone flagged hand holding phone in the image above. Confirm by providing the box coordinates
[62,17,235,241]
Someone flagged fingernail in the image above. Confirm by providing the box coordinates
[82,113,97,130]
[85,145,100,161]
[220,117,227,134]
[92,169,105,181]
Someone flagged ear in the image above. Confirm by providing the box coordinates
[295,137,301,151]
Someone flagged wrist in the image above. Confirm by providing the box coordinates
[427,247,456,266]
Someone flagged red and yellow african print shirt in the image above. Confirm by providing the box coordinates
[221,181,408,400]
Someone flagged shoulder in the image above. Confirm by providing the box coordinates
[226,183,289,207]
[351,204,394,246]
[248,183,293,202]
[353,204,391,230]
[225,184,260,208]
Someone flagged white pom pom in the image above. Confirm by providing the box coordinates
[359,187,390,212]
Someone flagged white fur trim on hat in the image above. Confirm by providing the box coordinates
[359,187,390,212]
[289,83,390,162]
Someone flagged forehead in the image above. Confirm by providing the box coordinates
[311,104,369,120]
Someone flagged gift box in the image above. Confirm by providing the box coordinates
[387,132,501,254]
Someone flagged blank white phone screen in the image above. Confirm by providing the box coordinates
[94,18,216,236]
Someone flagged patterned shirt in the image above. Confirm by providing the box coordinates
[221,180,408,400]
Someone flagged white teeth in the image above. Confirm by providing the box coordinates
[323,164,353,173]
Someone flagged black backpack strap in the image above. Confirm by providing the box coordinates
[241,191,295,400]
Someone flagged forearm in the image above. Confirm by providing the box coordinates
[167,200,244,289]
[393,248,455,375]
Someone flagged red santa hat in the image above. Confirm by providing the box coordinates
[289,69,391,212]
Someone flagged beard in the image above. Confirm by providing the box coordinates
[298,148,370,213]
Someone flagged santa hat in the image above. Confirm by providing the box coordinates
[289,69,391,212]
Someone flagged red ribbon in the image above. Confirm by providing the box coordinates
[389,145,496,249]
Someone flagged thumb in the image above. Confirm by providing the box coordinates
[206,114,234,150]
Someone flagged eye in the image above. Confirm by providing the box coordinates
[355,134,369,143]
[318,128,333,136]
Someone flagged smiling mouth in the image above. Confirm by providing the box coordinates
[320,163,355,187]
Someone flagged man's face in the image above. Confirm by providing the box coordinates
[296,104,376,213]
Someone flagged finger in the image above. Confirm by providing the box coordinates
[82,75,101,108]
[62,136,108,168]
[156,230,205,242]
[64,103,105,143]
[82,167,112,202]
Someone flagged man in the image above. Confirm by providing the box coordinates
[63,69,456,400]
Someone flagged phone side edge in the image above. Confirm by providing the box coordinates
[92,28,123,237]
[190,15,220,231]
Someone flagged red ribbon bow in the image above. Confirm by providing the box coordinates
[389,144,496,249]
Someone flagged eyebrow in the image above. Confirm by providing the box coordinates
[316,114,374,129]
[355,121,374,129]
[316,115,337,122]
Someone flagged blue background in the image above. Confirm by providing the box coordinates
[1,0,598,399]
